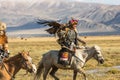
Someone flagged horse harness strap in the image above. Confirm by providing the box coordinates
[2,63,15,80]
[73,54,84,63]
[20,57,29,68]
[69,52,84,63]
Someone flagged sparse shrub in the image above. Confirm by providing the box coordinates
[106,68,120,74]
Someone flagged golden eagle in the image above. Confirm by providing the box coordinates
[37,19,65,35]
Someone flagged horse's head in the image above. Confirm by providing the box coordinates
[19,51,36,74]
[0,49,9,62]
[92,45,104,64]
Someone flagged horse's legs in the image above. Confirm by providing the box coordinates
[77,68,87,80]
[43,66,51,80]
[50,66,59,80]
[73,70,77,80]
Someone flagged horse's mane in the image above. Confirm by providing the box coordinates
[3,53,21,63]
[93,45,100,50]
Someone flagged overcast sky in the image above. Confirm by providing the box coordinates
[0,0,120,5]
[75,0,120,5]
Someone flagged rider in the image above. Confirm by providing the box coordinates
[57,18,86,65]
[58,17,86,49]
[0,22,9,55]
[68,17,86,49]
[68,17,78,33]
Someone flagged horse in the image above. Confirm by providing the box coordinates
[34,45,104,80]
[0,51,36,80]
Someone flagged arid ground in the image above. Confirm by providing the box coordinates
[8,36,120,80]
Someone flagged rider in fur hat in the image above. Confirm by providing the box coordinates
[66,17,86,49]
[0,22,9,54]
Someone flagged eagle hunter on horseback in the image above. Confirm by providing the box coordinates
[0,22,37,80]
[37,18,86,66]
[35,18,104,80]
[0,21,9,63]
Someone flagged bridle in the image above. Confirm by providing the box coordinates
[20,56,30,70]
[94,49,103,62]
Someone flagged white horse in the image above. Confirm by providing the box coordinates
[34,45,104,80]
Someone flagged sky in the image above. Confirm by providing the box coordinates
[0,0,120,5]
[75,0,120,5]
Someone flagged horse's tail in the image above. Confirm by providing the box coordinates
[34,59,44,80]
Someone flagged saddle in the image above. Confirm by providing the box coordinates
[58,48,74,66]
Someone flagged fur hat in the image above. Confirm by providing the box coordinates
[69,19,78,25]
[0,22,6,30]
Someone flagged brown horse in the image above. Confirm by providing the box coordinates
[0,51,36,80]
[34,45,104,80]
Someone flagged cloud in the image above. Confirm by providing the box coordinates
[75,0,120,5]
[1,0,119,5]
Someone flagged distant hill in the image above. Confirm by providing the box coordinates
[0,0,120,37]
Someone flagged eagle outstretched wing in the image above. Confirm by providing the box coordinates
[37,19,62,34]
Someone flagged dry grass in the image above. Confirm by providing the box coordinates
[7,36,120,80]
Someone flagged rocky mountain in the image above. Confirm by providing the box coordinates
[0,0,120,37]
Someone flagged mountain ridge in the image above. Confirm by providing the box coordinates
[0,1,120,37]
